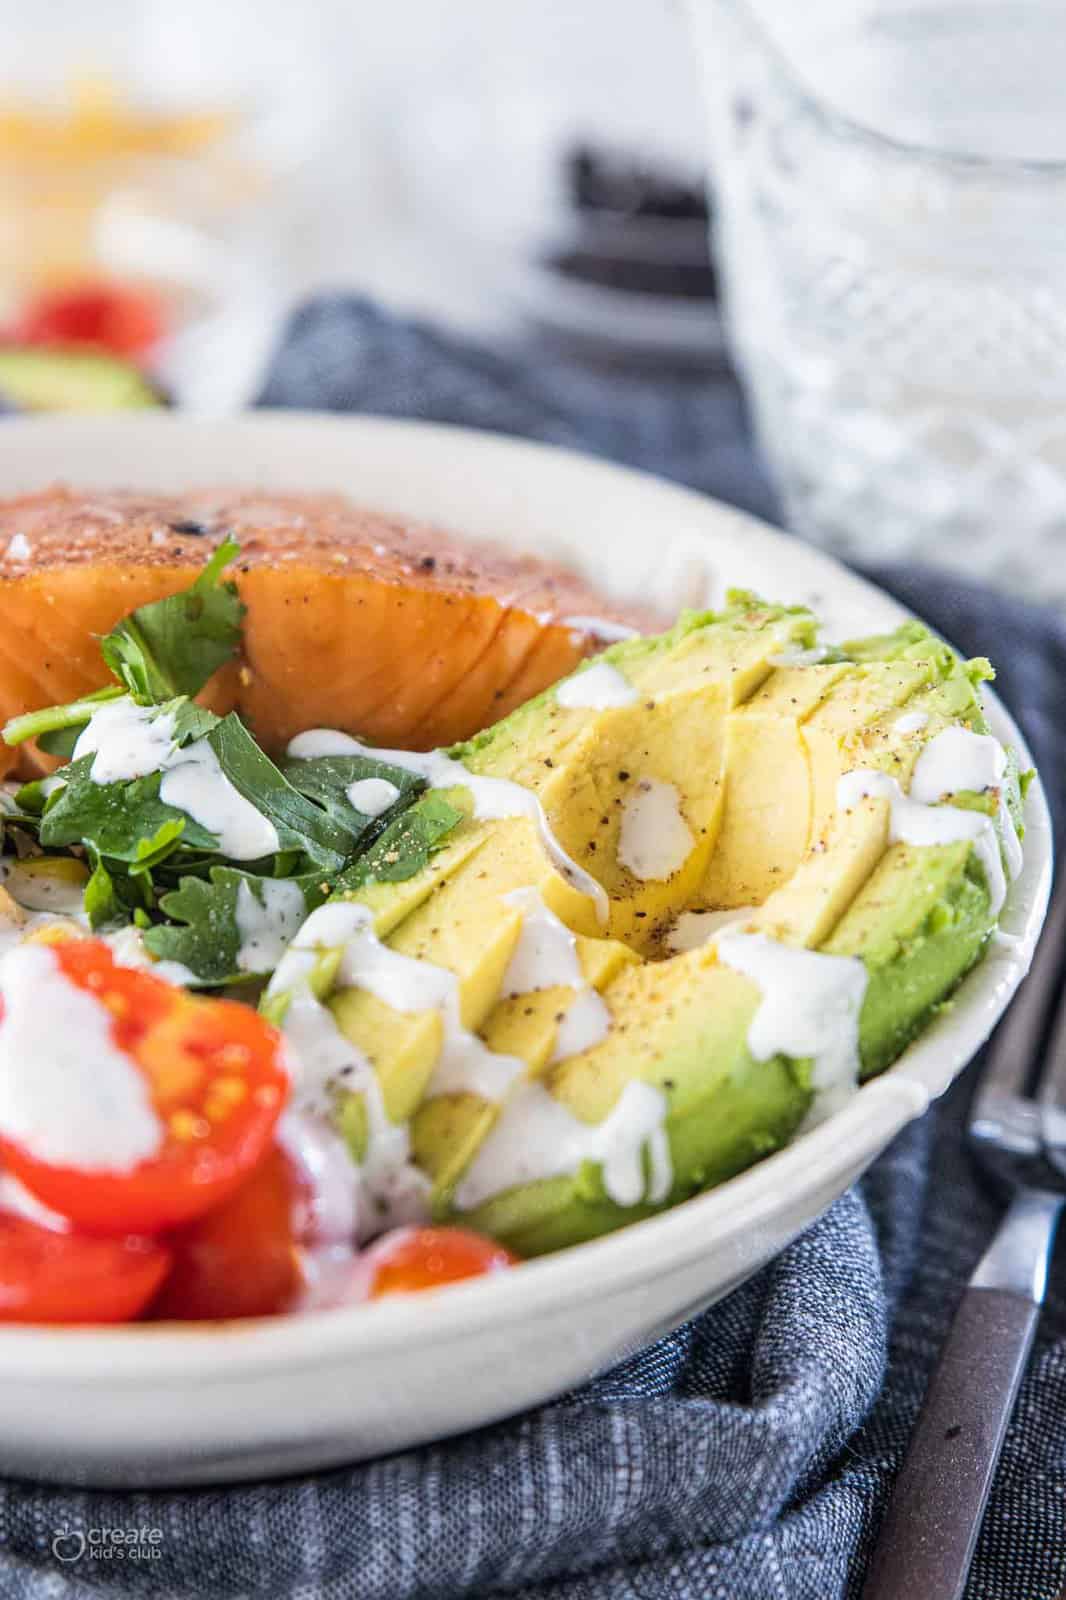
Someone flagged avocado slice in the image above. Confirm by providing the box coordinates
[444,635,1018,1254]
[0,347,164,412]
[265,603,1025,1257]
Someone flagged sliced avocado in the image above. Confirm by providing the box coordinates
[265,603,1025,1259]
[0,347,164,412]
[436,626,1020,1254]
[286,598,815,1166]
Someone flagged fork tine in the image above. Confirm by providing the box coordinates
[974,878,1066,1112]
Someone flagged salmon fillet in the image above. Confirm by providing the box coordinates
[0,487,659,775]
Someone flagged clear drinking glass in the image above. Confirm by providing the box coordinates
[687,0,1066,598]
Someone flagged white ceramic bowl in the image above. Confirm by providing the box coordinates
[0,414,1051,1487]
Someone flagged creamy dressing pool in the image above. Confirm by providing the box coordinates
[74,698,279,860]
[555,661,637,711]
[454,1079,672,1213]
[910,725,1024,888]
[159,741,279,860]
[346,777,401,818]
[618,779,695,882]
[73,700,177,783]
[305,903,526,1104]
[266,953,431,1240]
[0,944,164,1171]
[287,729,609,924]
[0,1173,68,1231]
[768,643,828,667]
[277,1109,361,1244]
[667,906,757,953]
[715,929,869,1126]
[894,710,929,734]
[104,925,199,989]
[838,726,1022,919]
[234,878,307,973]
[501,888,610,1062]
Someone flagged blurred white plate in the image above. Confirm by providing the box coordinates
[0,413,1050,1487]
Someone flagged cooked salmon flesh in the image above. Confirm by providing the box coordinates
[0,488,658,774]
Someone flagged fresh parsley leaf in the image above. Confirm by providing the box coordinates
[165,699,223,745]
[100,537,244,702]
[145,867,329,985]
[38,758,214,862]
[282,754,422,842]
[333,791,463,890]
[146,794,464,985]
[84,856,122,929]
[204,715,353,870]
[3,685,123,750]
[129,818,188,876]
[83,851,157,930]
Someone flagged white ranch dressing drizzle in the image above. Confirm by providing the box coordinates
[838,727,1022,920]
[266,948,430,1239]
[561,616,641,643]
[104,924,199,989]
[618,778,695,882]
[500,888,584,994]
[667,906,757,954]
[73,699,177,782]
[768,643,828,667]
[0,943,164,1171]
[454,1079,672,1213]
[501,888,610,1062]
[715,929,869,1126]
[323,903,526,1103]
[911,726,1025,888]
[73,697,279,860]
[838,769,1008,918]
[271,896,526,1107]
[234,878,307,973]
[0,1173,69,1231]
[346,777,401,818]
[555,661,638,710]
[910,725,1003,803]
[552,987,612,1063]
[894,710,930,734]
[287,729,609,925]
[159,740,280,860]
[277,1109,361,1244]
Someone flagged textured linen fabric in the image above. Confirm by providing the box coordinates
[1,298,1064,1600]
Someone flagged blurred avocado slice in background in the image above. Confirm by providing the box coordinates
[0,347,165,412]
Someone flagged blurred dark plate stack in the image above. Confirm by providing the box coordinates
[517,144,724,367]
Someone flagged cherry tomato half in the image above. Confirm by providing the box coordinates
[0,940,289,1235]
[15,283,165,358]
[0,1213,170,1324]
[149,1148,304,1322]
[364,1226,518,1299]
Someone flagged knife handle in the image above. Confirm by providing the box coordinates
[861,1286,1038,1600]
[862,1184,1064,1600]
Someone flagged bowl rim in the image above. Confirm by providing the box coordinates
[0,410,1051,1379]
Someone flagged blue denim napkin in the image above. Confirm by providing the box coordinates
[1,298,1063,1600]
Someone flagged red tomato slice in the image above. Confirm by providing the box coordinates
[15,283,165,357]
[149,1148,305,1322]
[0,940,289,1235]
[365,1226,518,1299]
[0,1213,170,1324]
